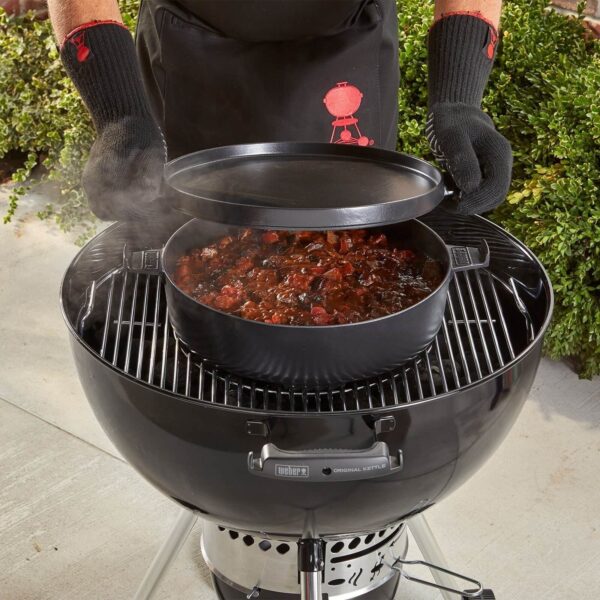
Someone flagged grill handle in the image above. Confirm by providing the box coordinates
[248,441,403,482]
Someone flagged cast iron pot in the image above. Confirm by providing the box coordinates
[128,218,489,388]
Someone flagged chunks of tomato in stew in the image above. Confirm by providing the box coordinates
[173,229,444,326]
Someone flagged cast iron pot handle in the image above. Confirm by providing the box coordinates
[447,240,490,272]
[248,441,403,482]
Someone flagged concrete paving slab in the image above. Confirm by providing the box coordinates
[0,398,211,600]
[424,357,600,599]
[0,188,116,457]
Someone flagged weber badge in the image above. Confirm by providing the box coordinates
[276,464,309,479]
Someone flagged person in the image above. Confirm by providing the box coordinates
[47,0,512,220]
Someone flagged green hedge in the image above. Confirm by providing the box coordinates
[1,0,599,376]
[397,0,599,378]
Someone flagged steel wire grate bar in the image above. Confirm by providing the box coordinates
[81,267,526,413]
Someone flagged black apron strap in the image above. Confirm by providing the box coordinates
[136,0,399,158]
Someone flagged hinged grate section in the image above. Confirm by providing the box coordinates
[78,266,533,412]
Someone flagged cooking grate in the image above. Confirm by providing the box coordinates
[77,258,534,413]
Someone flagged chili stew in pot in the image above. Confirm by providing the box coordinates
[173,229,443,326]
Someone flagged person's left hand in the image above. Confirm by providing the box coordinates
[426,103,513,215]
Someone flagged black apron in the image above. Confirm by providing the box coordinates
[136,0,399,159]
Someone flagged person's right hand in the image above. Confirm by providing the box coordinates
[59,21,167,221]
[82,115,166,221]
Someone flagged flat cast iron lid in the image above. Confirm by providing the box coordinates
[164,142,445,230]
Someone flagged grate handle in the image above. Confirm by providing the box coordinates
[447,240,490,273]
[248,441,403,482]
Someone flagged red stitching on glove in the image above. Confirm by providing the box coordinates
[434,11,498,35]
[432,11,499,60]
[486,28,499,59]
[60,20,128,50]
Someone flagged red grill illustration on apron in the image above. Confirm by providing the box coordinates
[323,82,374,146]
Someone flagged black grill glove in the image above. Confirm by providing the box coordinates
[60,22,166,221]
[427,14,512,215]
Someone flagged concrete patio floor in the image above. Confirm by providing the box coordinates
[1,190,599,600]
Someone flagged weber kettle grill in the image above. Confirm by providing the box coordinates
[61,143,553,600]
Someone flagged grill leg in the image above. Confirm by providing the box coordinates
[133,508,197,600]
[408,514,457,600]
[298,539,325,600]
